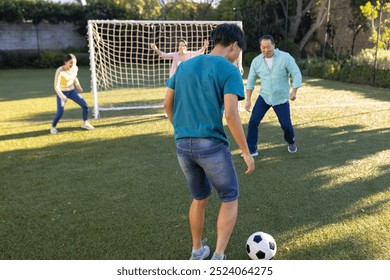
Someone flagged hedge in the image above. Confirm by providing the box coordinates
[0,49,89,68]
[299,49,390,88]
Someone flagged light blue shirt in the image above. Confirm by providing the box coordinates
[166,55,245,145]
[246,49,302,106]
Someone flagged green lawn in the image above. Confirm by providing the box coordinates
[0,67,389,260]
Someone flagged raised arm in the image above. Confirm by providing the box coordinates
[190,39,210,56]
[151,43,173,59]
[199,39,209,53]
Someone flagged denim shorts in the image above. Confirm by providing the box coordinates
[176,138,239,202]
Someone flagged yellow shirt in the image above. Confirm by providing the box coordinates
[54,65,80,99]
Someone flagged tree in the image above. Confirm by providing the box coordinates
[292,0,331,52]
[116,0,160,19]
[348,0,371,56]
[160,0,197,20]
[215,0,334,55]
[360,0,390,49]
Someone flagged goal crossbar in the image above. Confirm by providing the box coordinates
[88,20,243,118]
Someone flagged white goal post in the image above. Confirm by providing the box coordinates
[87,20,243,119]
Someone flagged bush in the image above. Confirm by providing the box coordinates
[0,50,39,68]
[352,48,390,70]
[0,49,89,68]
[339,63,390,88]
[339,48,390,87]
[278,40,301,59]
[243,51,259,67]
[298,58,340,80]
[0,0,135,36]
[300,54,390,88]
[36,50,64,68]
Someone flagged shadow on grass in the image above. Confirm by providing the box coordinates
[9,104,165,124]
[230,120,389,259]
[0,115,168,141]
[1,114,389,259]
[1,70,389,259]
[294,108,390,127]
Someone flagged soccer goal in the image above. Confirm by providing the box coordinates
[87,20,243,118]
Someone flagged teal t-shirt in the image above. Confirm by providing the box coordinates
[166,55,245,145]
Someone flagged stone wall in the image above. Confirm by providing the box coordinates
[0,22,86,51]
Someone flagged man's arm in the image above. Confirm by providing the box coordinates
[286,55,302,101]
[245,89,254,112]
[224,94,255,174]
[164,88,175,124]
[245,60,258,112]
[290,88,298,101]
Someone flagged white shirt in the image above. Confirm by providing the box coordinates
[265,57,273,69]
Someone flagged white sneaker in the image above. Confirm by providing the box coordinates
[241,151,259,157]
[81,122,95,130]
[288,143,297,153]
[50,127,58,134]
[189,245,210,260]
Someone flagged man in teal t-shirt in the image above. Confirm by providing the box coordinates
[165,23,255,260]
[166,53,245,145]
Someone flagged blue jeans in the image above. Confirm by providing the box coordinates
[176,138,239,202]
[52,89,89,127]
[247,96,295,153]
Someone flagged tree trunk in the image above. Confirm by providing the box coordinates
[298,0,329,52]
[289,0,315,39]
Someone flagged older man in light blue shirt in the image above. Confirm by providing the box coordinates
[245,35,302,156]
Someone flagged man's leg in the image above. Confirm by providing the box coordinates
[189,198,209,250]
[214,199,238,256]
[273,101,295,144]
[247,96,271,154]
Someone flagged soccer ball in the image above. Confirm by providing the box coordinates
[246,231,277,260]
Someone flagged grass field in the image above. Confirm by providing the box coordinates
[0,67,389,260]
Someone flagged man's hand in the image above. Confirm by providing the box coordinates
[245,100,252,112]
[290,89,297,101]
[242,153,255,174]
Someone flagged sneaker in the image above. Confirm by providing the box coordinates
[81,122,95,130]
[189,245,210,260]
[288,143,297,153]
[50,127,58,134]
[241,151,259,157]
[211,252,227,260]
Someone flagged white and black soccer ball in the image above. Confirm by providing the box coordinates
[246,231,277,260]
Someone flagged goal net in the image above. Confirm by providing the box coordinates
[87,20,243,118]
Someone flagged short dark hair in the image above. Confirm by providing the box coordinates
[259,35,275,45]
[211,23,246,51]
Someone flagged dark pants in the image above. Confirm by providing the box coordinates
[247,96,295,153]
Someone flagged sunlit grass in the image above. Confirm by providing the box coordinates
[0,68,389,260]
